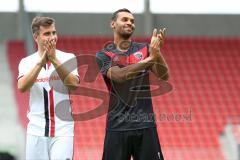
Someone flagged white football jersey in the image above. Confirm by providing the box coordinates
[18,50,79,137]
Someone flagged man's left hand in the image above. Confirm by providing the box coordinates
[45,39,57,62]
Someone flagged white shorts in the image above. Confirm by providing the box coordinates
[26,134,73,160]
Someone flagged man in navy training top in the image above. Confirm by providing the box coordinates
[96,8,169,160]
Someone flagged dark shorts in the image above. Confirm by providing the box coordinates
[102,127,164,160]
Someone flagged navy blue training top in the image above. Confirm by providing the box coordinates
[96,42,156,131]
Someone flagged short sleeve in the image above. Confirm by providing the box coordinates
[96,51,112,76]
[17,58,27,80]
[63,53,80,83]
[69,54,79,77]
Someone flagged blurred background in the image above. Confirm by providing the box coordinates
[0,0,239,159]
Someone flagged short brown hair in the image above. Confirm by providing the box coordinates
[111,8,132,21]
[31,16,55,34]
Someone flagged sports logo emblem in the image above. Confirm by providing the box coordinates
[133,52,143,60]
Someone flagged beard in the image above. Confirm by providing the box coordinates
[121,32,133,39]
[118,26,135,40]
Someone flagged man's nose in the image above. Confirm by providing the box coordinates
[49,34,56,40]
[127,20,132,25]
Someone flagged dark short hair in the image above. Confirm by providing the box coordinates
[31,16,55,34]
[111,8,132,21]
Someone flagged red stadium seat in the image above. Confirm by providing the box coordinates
[7,36,239,160]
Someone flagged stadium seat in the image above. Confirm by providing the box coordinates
[7,36,239,160]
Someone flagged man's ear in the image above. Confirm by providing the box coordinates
[110,21,115,29]
[33,33,38,43]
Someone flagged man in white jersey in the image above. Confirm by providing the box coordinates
[17,16,79,160]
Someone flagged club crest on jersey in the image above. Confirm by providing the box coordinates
[133,52,143,60]
[113,55,119,62]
